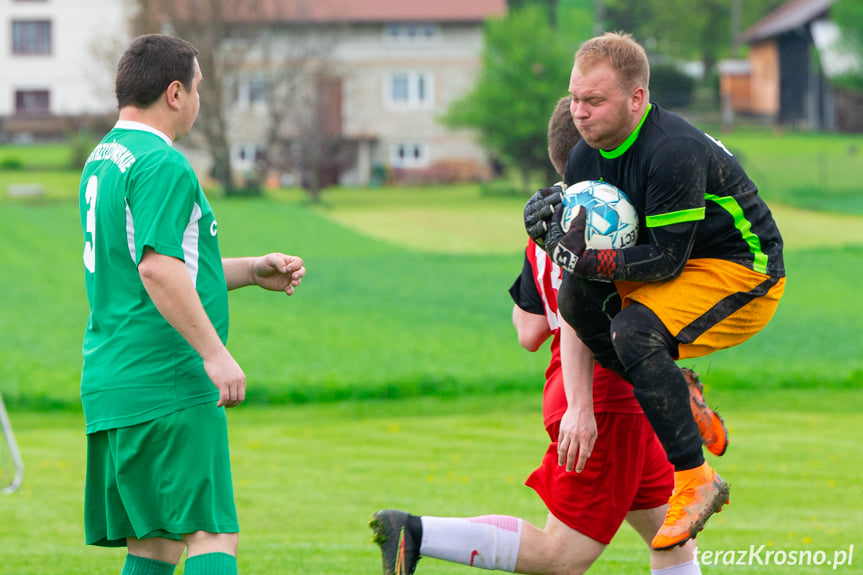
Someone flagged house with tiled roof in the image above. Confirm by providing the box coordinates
[164,0,508,187]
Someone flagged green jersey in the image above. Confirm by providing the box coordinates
[79,121,227,433]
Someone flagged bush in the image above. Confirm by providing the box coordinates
[650,64,696,109]
[67,129,97,170]
[0,156,24,171]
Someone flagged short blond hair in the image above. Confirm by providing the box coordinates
[575,32,650,97]
[547,96,581,176]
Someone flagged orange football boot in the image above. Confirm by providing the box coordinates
[652,462,730,550]
[683,367,729,456]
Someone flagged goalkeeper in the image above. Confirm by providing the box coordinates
[371,97,726,575]
[524,33,785,550]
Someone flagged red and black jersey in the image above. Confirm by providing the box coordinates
[509,239,641,426]
[564,104,784,279]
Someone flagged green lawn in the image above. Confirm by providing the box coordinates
[2,182,862,409]
[0,143,72,169]
[2,388,861,574]
[705,128,863,215]
[2,135,862,573]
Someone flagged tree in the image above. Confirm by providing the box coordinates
[134,0,260,194]
[134,0,344,200]
[600,0,779,78]
[240,26,350,203]
[443,6,573,189]
[508,0,560,28]
[832,0,863,91]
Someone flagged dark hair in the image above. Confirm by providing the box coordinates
[547,96,581,177]
[115,34,199,109]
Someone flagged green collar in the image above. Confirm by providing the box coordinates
[600,103,652,159]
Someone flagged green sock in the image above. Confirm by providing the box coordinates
[184,552,238,575]
[121,554,175,575]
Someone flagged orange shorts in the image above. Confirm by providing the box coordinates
[525,413,672,545]
[615,258,785,360]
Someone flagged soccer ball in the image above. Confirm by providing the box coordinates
[560,180,639,249]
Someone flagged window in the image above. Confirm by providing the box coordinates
[384,23,440,44]
[232,143,266,169]
[390,73,409,103]
[247,77,269,106]
[385,72,433,109]
[390,142,428,168]
[230,75,269,110]
[12,20,52,55]
[15,90,50,114]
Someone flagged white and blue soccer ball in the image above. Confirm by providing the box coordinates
[560,180,639,249]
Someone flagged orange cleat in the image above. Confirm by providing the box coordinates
[683,367,728,456]
[652,462,730,550]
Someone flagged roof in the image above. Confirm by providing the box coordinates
[161,0,507,24]
[739,0,834,44]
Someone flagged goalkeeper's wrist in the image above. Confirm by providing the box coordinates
[574,249,621,280]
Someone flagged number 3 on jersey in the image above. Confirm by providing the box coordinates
[83,175,98,273]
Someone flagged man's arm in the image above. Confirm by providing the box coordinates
[223,254,305,293]
[512,305,552,352]
[557,318,596,473]
[138,248,245,407]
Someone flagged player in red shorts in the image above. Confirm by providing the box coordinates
[370,98,726,575]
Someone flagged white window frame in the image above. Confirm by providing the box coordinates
[231,143,267,170]
[11,19,52,55]
[14,89,50,114]
[231,75,270,111]
[390,142,429,169]
[383,23,441,45]
[384,71,434,110]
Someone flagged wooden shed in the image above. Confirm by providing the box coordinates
[722,0,856,131]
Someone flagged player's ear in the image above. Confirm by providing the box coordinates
[630,86,646,111]
[165,80,183,111]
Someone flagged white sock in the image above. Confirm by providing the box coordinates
[651,560,702,575]
[420,515,522,572]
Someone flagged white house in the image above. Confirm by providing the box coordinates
[0,0,134,139]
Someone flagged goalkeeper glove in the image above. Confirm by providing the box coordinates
[546,203,587,273]
[547,204,623,280]
[524,184,564,248]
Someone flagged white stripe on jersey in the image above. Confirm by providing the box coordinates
[532,242,563,332]
[125,200,136,263]
[183,203,202,286]
[125,199,202,287]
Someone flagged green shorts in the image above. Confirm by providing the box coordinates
[84,403,239,547]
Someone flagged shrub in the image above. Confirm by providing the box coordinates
[0,156,24,170]
[650,64,696,109]
[67,129,97,170]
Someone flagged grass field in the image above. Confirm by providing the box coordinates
[2,389,862,574]
[1,136,862,573]
[1,186,861,409]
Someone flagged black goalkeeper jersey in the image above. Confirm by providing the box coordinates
[564,104,785,278]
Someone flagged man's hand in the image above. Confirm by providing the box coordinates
[203,347,246,408]
[546,203,586,273]
[524,185,564,247]
[251,253,306,295]
[557,404,598,473]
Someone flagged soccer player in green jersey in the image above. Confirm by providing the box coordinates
[78,34,306,575]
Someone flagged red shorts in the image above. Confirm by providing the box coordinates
[525,412,672,545]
